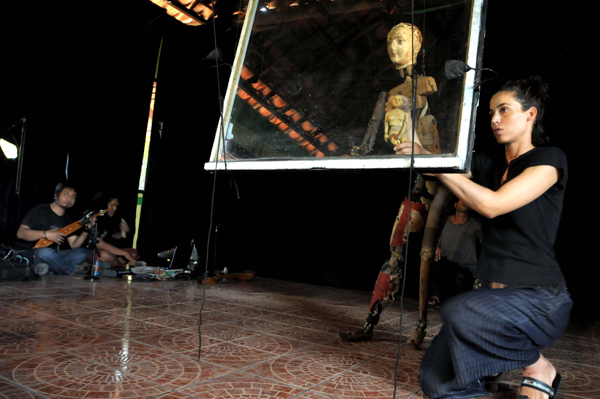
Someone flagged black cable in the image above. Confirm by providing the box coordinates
[198,0,228,361]
[392,2,419,397]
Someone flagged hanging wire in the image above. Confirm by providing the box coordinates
[392,0,419,396]
[198,0,232,361]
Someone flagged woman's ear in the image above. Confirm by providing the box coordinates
[527,106,538,122]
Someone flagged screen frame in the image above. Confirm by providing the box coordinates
[205,0,487,173]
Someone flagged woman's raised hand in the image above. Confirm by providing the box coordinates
[394,141,431,155]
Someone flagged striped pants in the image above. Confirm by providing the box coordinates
[419,285,572,399]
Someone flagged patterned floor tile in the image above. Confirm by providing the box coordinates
[106,306,176,319]
[65,340,173,367]
[130,330,224,353]
[27,368,171,398]
[291,392,344,399]
[231,333,315,356]
[311,371,421,399]
[335,330,409,356]
[178,372,306,398]
[346,356,421,386]
[3,297,92,316]
[242,356,347,389]
[196,342,281,369]
[0,332,57,358]
[57,309,132,324]
[261,313,325,330]
[0,315,106,356]
[198,322,263,341]
[1,276,599,399]
[221,316,297,333]
[144,313,202,330]
[67,311,181,336]
[221,305,278,318]
[0,286,27,300]
[75,298,141,312]
[117,294,194,307]
[268,326,340,346]
[150,392,196,399]
[0,379,42,399]
[0,303,47,321]
[119,354,233,389]
[285,346,376,370]
[35,326,121,351]
[0,352,106,385]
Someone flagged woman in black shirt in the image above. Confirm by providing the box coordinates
[396,76,570,399]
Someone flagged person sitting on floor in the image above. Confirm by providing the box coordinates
[89,190,137,267]
[15,182,93,275]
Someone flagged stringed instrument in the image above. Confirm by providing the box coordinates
[33,205,117,249]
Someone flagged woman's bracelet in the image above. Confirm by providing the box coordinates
[43,230,47,239]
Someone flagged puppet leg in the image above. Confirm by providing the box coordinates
[339,259,401,342]
[339,197,426,342]
[411,185,453,348]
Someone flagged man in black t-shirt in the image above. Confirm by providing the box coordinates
[16,182,93,275]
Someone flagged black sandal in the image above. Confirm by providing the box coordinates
[517,374,561,399]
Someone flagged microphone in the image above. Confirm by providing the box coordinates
[444,60,498,90]
[206,48,222,62]
[80,210,93,224]
[445,60,473,80]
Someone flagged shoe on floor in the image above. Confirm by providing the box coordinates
[76,263,91,274]
[34,263,49,276]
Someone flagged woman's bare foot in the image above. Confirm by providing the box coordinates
[519,354,557,399]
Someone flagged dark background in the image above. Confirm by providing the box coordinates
[0,2,593,320]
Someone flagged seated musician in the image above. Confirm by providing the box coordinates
[15,182,93,275]
[90,191,137,267]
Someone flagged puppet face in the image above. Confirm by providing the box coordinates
[55,188,77,210]
[391,95,404,108]
[387,24,422,70]
[107,198,119,217]
[489,91,536,145]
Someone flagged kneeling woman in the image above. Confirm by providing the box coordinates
[396,76,571,399]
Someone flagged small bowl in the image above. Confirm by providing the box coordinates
[235,270,255,281]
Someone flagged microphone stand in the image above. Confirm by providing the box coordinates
[84,223,100,281]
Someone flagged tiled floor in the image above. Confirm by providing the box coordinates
[0,274,598,399]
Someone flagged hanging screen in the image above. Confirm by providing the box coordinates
[206,0,487,171]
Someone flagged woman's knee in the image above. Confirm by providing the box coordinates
[99,250,115,262]
[440,291,467,320]
[440,290,485,329]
